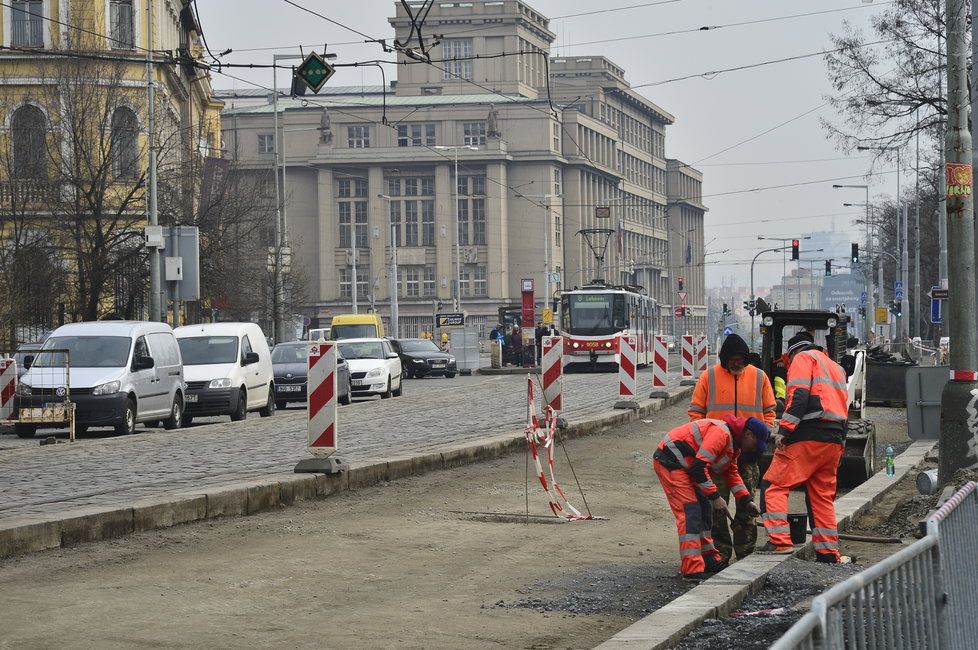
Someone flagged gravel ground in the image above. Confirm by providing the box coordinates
[671,559,861,649]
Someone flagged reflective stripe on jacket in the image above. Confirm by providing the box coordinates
[779,349,848,442]
[688,363,777,429]
[655,419,751,501]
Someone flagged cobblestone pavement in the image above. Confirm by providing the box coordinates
[0,368,682,521]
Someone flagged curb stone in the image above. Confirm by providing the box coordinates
[0,387,693,559]
[595,439,938,650]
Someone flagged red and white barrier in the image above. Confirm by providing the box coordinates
[681,334,695,381]
[650,335,669,397]
[541,335,563,413]
[307,341,337,457]
[695,335,709,375]
[0,359,16,420]
[616,334,637,406]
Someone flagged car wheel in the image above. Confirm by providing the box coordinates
[276,400,288,410]
[163,395,183,430]
[115,398,137,436]
[445,372,456,379]
[14,424,36,439]
[184,415,194,426]
[230,389,247,421]
[338,379,351,405]
[380,376,392,399]
[259,386,275,417]
[393,375,403,397]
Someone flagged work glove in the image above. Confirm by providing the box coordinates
[710,496,729,513]
[744,501,761,518]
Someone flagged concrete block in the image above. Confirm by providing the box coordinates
[132,495,207,533]
[246,481,281,514]
[0,517,62,558]
[60,507,134,547]
[347,461,390,490]
[312,470,348,497]
[205,487,249,519]
[278,474,318,503]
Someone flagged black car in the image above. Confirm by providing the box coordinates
[271,341,351,409]
[389,338,457,378]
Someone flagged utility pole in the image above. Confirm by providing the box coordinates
[378,195,399,338]
[901,203,909,342]
[146,0,160,321]
[940,0,978,485]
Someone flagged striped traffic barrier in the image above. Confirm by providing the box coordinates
[0,359,15,420]
[615,334,639,409]
[541,335,563,413]
[696,335,709,375]
[680,334,696,386]
[650,335,669,398]
[294,341,347,474]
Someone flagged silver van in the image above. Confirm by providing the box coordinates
[15,321,184,437]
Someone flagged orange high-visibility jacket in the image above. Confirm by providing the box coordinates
[779,349,849,444]
[688,363,776,429]
[655,419,751,501]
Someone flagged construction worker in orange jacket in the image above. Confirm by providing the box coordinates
[688,333,776,565]
[653,415,769,579]
[759,332,850,563]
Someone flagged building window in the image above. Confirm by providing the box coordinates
[442,38,473,80]
[422,199,435,246]
[386,175,435,247]
[347,125,370,148]
[11,0,43,48]
[389,201,401,247]
[405,267,420,297]
[337,176,368,248]
[554,216,561,247]
[554,167,561,196]
[472,198,486,245]
[339,268,368,300]
[258,134,273,154]
[109,0,134,49]
[457,198,469,246]
[456,174,486,246]
[404,200,418,246]
[473,265,488,296]
[110,107,138,179]
[462,122,486,146]
[397,123,435,147]
[11,104,46,178]
[459,265,487,297]
[423,265,435,296]
[553,122,560,151]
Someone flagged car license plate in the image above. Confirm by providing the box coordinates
[185,394,198,403]
[352,379,365,386]
[277,385,302,392]
[431,362,446,368]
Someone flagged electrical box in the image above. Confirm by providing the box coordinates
[165,257,183,281]
[144,225,164,249]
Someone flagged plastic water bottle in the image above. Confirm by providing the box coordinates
[885,446,896,477]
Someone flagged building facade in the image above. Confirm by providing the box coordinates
[220,0,705,338]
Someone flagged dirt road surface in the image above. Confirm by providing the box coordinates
[0,401,698,649]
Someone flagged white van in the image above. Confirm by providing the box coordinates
[15,321,184,437]
[174,322,275,424]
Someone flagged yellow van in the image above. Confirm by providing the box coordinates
[329,313,386,340]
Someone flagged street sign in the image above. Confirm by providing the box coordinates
[674,307,685,318]
[595,206,611,219]
[929,286,949,300]
[895,290,904,300]
[723,326,733,336]
[875,307,889,324]
[894,280,904,291]
[294,52,336,94]
[436,312,465,328]
[860,291,867,307]
[542,308,554,325]
[677,291,688,304]
[931,298,942,324]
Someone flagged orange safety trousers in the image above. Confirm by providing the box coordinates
[761,441,843,561]
[655,461,721,576]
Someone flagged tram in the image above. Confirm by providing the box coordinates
[558,282,658,372]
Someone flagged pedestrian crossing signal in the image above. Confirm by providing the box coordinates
[825,260,832,276]
[851,243,859,264]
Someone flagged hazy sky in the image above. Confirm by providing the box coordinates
[197,0,899,289]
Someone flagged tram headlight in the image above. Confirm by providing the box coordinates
[762,316,775,326]
[572,342,580,349]
[605,341,612,348]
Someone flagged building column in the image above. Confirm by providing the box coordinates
[368,166,386,305]
[486,161,509,301]
[317,167,335,304]
[435,163,453,301]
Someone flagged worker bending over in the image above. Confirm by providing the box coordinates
[653,416,769,580]
[760,332,850,563]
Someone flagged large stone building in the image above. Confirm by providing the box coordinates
[219,0,705,338]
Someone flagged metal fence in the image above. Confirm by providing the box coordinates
[1,348,76,440]
[771,481,978,650]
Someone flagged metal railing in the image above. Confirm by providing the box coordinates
[772,481,978,650]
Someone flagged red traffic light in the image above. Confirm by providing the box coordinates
[791,239,800,261]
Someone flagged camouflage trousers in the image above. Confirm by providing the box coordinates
[711,460,760,562]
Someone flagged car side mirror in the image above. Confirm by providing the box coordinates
[22,355,33,369]
[133,356,154,370]
[242,352,260,365]
[387,353,399,360]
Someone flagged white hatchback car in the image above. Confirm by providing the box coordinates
[337,338,403,399]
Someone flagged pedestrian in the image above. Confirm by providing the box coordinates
[687,333,775,566]
[759,332,851,564]
[653,415,768,580]
[441,332,451,353]
[535,322,546,363]
[510,325,522,364]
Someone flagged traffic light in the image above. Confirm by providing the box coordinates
[722,302,729,317]
[888,300,902,317]
[824,260,832,277]
[743,299,752,314]
[791,239,800,261]
[677,277,684,291]
[851,243,859,264]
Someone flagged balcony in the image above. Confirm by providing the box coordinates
[0,179,62,207]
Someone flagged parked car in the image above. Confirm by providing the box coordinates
[389,338,457,378]
[13,342,42,379]
[329,313,385,340]
[271,341,351,409]
[15,321,184,437]
[174,323,275,425]
[337,338,403,399]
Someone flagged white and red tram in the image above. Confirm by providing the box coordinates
[558,283,658,372]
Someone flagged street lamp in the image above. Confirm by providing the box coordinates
[750,246,790,350]
[378,194,399,338]
[434,144,479,310]
[834,184,873,342]
[757,235,811,308]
